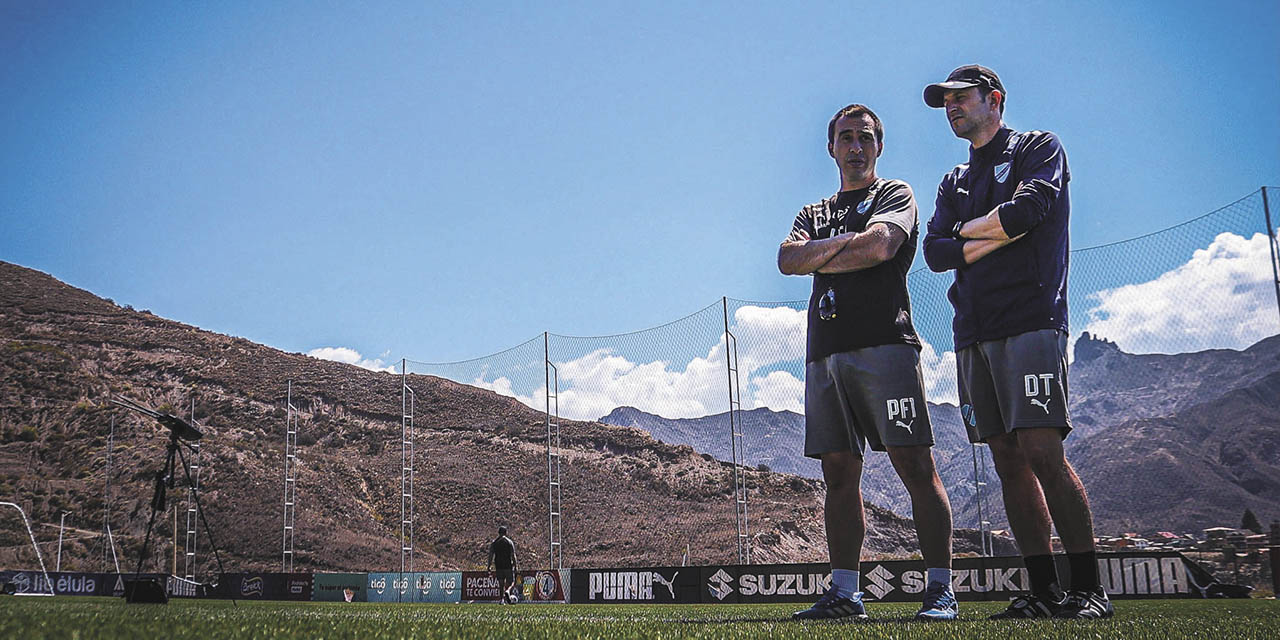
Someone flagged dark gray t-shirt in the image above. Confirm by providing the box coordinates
[786,178,921,362]
[491,536,515,570]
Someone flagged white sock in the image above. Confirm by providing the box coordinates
[831,569,860,598]
[927,567,952,588]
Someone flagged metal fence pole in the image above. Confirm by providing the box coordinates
[722,297,748,564]
[1262,186,1280,325]
[101,416,115,572]
[970,445,988,556]
[56,511,70,571]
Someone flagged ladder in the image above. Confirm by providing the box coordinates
[183,398,201,580]
[401,361,417,584]
[727,330,749,564]
[282,381,298,572]
[545,334,563,570]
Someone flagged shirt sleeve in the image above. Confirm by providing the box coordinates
[784,205,815,243]
[866,180,917,237]
[996,131,1068,238]
[922,174,968,272]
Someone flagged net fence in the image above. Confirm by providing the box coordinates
[405,187,1280,563]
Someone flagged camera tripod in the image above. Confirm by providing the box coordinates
[112,396,231,604]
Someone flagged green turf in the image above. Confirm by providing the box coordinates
[1,597,1276,639]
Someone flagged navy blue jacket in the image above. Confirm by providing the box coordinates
[922,127,1070,350]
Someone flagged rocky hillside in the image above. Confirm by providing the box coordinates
[1069,331,1280,438]
[1069,369,1280,533]
[0,261,997,576]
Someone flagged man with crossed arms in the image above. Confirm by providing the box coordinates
[780,104,956,621]
[922,65,1112,619]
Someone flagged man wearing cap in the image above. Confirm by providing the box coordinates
[780,104,957,622]
[921,65,1112,620]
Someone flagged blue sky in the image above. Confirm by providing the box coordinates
[3,0,1278,366]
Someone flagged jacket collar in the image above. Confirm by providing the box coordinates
[969,126,1013,166]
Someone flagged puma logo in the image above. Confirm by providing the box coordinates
[652,571,678,599]
[1030,397,1052,414]
[895,420,914,434]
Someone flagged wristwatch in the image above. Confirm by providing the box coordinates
[951,220,965,239]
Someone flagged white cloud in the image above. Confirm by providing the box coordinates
[463,304,966,419]
[919,340,959,406]
[467,306,810,421]
[749,370,804,413]
[726,305,808,375]
[1083,231,1278,354]
[307,346,398,373]
[468,375,544,411]
[555,347,726,420]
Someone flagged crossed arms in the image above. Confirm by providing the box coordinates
[777,222,906,275]
[953,211,1024,265]
[923,132,1065,271]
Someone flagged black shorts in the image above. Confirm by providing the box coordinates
[957,329,1072,443]
[496,568,515,582]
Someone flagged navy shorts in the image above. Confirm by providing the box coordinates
[957,329,1072,443]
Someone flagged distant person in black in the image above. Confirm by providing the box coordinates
[487,526,518,602]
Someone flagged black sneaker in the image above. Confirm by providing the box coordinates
[1055,588,1114,619]
[792,587,869,621]
[989,594,1063,619]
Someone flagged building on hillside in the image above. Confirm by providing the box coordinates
[1203,527,1240,548]
[1245,534,1269,549]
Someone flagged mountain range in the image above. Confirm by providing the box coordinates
[601,332,1280,534]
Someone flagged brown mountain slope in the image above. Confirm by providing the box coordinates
[1067,369,1280,533]
[0,261,991,574]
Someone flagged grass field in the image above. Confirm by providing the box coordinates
[1,597,1277,639]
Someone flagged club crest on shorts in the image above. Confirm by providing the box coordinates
[960,404,977,427]
[994,162,1011,183]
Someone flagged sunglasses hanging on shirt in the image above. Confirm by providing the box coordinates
[819,287,837,321]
